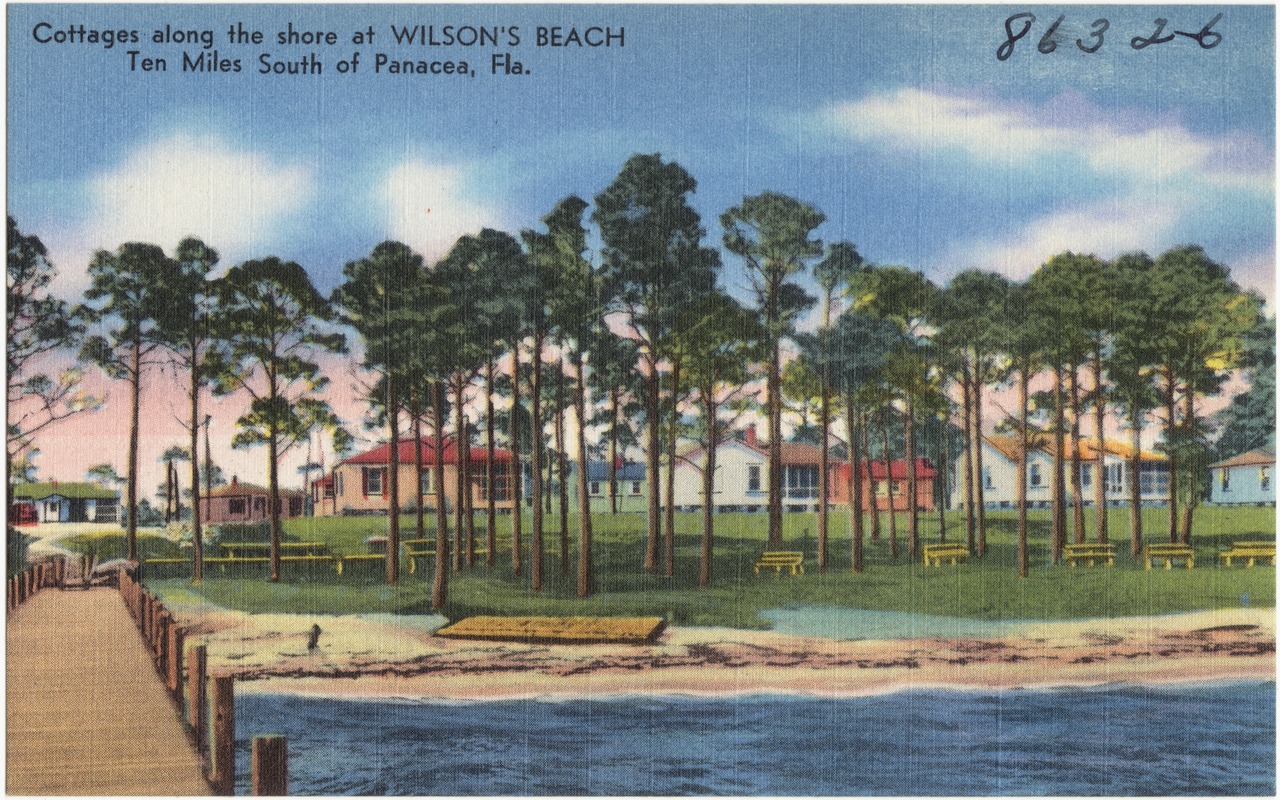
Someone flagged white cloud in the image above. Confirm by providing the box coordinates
[88,133,313,259]
[821,88,1270,194]
[381,159,507,264]
[45,133,314,296]
[944,197,1183,279]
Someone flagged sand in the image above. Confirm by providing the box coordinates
[166,601,1276,702]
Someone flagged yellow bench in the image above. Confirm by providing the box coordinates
[334,554,385,575]
[1144,543,1195,570]
[922,542,970,567]
[1064,542,1114,567]
[406,547,437,574]
[753,551,804,576]
[220,541,329,558]
[1218,542,1276,568]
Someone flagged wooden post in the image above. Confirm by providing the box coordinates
[211,676,235,795]
[189,644,208,757]
[168,624,184,696]
[251,735,288,796]
[156,611,171,671]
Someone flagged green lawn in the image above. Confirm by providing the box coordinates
[77,505,1275,627]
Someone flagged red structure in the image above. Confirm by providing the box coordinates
[831,458,937,512]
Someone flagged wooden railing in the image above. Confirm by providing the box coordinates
[119,568,288,795]
[7,555,66,614]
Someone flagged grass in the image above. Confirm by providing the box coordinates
[69,505,1276,628]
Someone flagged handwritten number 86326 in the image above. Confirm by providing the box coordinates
[997,12,1222,61]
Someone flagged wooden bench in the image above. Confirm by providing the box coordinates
[405,547,437,574]
[1063,542,1114,567]
[1218,542,1276,568]
[220,541,329,559]
[922,542,970,567]
[753,551,804,576]
[1144,543,1195,570]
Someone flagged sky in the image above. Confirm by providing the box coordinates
[7,3,1276,496]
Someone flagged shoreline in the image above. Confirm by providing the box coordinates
[169,604,1277,703]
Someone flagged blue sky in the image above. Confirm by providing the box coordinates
[9,4,1275,309]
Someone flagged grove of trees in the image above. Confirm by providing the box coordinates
[5,152,1272,604]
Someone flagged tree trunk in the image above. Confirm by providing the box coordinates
[454,377,467,574]
[509,348,523,577]
[1179,383,1197,544]
[663,358,681,578]
[463,404,476,569]
[190,349,202,585]
[386,375,400,584]
[1164,369,1179,544]
[413,406,425,541]
[699,392,718,589]
[863,422,880,541]
[644,358,661,573]
[127,337,141,561]
[1017,368,1030,578]
[848,403,865,573]
[573,354,594,597]
[485,361,497,567]
[164,458,173,524]
[1129,408,1143,559]
[1092,352,1108,543]
[609,388,619,514]
[818,384,830,572]
[1051,363,1066,564]
[882,419,897,559]
[530,335,545,592]
[431,381,449,610]
[961,365,976,553]
[972,357,988,556]
[905,393,919,559]
[1069,366,1085,545]
[767,338,784,548]
[555,363,570,576]
[268,422,281,583]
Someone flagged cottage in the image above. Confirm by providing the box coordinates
[204,477,305,523]
[578,460,647,513]
[669,437,770,512]
[831,458,938,512]
[9,481,119,524]
[954,435,1170,509]
[1209,450,1276,506]
[318,437,515,516]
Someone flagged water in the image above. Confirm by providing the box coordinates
[235,681,1275,795]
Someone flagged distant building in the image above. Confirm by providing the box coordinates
[577,460,647,513]
[954,435,1170,509]
[204,476,305,523]
[10,481,119,524]
[831,458,938,512]
[316,437,515,516]
[1209,450,1276,506]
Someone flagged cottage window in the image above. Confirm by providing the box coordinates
[786,465,818,499]
[489,473,509,502]
[419,470,433,495]
[630,480,642,496]
[590,481,601,496]
[1081,467,1092,488]
[337,473,344,496]
[253,497,266,513]
[1107,463,1124,494]
[365,468,384,496]
[1221,468,1231,493]
[1140,465,1169,497]
[289,497,302,516]
[747,465,762,493]
[983,468,994,489]
[1029,463,1042,488]
[1261,467,1271,491]
[229,497,246,515]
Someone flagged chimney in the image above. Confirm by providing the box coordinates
[231,475,238,486]
[745,424,758,447]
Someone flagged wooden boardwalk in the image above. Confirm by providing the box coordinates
[7,588,210,795]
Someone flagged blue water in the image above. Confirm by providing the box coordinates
[235,682,1275,795]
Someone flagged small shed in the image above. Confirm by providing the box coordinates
[1209,450,1276,506]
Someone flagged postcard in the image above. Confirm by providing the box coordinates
[6,3,1276,796]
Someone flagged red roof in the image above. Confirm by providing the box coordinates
[342,437,513,466]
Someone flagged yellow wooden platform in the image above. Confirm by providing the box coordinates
[436,615,667,645]
[7,588,210,795]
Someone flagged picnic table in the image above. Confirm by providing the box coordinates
[753,551,804,576]
[1144,543,1195,569]
[922,542,970,567]
[219,541,329,558]
[1218,541,1276,568]
[1063,542,1114,567]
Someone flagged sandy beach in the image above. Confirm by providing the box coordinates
[168,603,1276,701]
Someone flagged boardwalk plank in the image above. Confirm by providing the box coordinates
[6,588,209,795]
